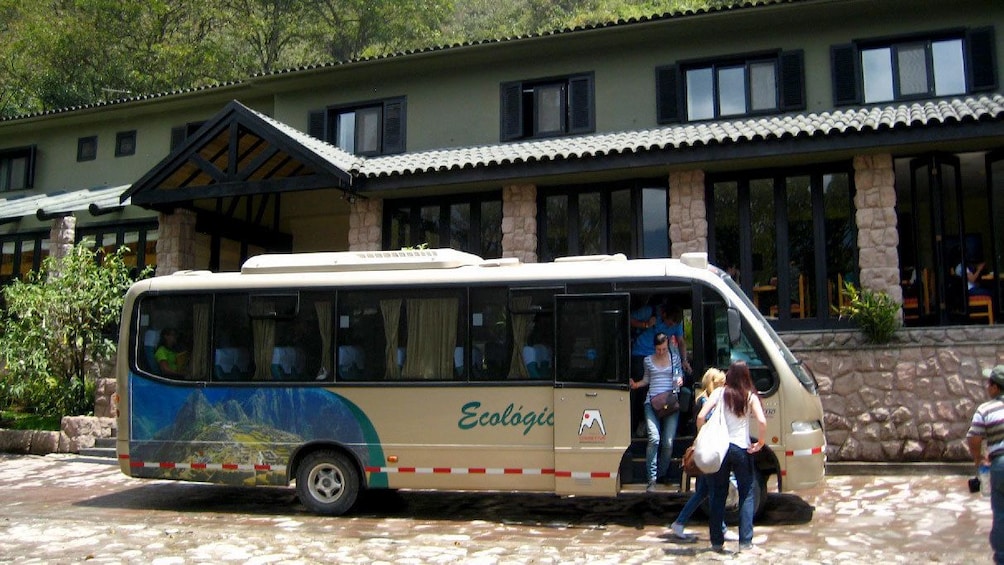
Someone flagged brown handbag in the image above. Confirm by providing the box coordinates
[650,390,679,418]
[683,445,704,477]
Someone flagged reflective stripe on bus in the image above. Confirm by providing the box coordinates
[120,454,285,473]
[365,466,557,476]
[785,446,824,457]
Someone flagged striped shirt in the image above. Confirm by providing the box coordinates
[968,396,1004,459]
[641,356,677,398]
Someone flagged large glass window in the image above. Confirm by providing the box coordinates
[0,232,47,286]
[77,222,158,277]
[0,146,35,191]
[385,193,502,259]
[862,39,966,103]
[708,166,856,329]
[833,28,995,106]
[539,180,668,262]
[500,73,594,141]
[307,98,405,156]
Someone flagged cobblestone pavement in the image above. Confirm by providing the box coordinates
[0,453,993,564]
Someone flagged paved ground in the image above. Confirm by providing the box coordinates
[0,453,994,564]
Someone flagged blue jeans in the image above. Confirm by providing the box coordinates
[677,475,728,535]
[992,456,1004,564]
[643,400,679,483]
[708,443,756,547]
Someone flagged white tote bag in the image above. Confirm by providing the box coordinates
[692,393,730,474]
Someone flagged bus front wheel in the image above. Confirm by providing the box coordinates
[296,450,360,515]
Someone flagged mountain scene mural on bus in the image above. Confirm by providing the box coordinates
[127,375,387,487]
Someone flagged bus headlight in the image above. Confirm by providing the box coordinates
[791,420,822,433]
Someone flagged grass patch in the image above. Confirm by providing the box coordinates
[0,410,61,431]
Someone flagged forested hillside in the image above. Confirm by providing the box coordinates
[0,0,724,118]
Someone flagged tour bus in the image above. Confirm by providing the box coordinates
[115,249,825,516]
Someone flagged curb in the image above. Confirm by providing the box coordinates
[827,462,973,476]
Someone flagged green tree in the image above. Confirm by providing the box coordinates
[0,241,146,417]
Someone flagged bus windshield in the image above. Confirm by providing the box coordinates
[720,271,818,394]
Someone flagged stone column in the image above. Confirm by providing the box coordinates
[155,209,197,276]
[853,154,901,303]
[668,170,708,258]
[502,184,537,263]
[48,215,76,265]
[348,197,382,251]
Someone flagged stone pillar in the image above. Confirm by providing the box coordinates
[668,170,707,258]
[348,197,382,251]
[155,209,197,276]
[502,184,537,263]
[48,215,76,265]
[853,154,901,303]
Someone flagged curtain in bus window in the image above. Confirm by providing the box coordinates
[251,308,277,381]
[508,295,533,379]
[191,303,211,381]
[381,299,402,379]
[315,302,333,379]
[403,298,458,379]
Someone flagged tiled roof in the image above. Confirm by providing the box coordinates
[0,184,129,220]
[355,95,1004,179]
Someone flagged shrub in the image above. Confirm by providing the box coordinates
[0,240,147,417]
[838,281,901,344]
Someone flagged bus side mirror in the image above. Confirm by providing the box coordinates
[728,308,742,345]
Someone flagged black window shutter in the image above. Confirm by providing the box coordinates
[655,65,680,124]
[169,126,186,151]
[500,81,523,141]
[778,50,806,111]
[307,110,326,140]
[967,27,998,92]
[382,98,406,154]
[567,74,595,134]
[831,44,861,106]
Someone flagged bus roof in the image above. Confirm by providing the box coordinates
[139,249,718,291]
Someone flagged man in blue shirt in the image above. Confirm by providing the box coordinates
[967,364,1004,564]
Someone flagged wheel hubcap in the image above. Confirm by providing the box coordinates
[308,463,344,503]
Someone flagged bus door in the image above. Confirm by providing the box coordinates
[552,293,631,496]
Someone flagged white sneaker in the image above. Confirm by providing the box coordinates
[670,522,688,539]
[723,530,739,542]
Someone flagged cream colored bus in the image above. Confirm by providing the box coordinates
[115,249,824,516]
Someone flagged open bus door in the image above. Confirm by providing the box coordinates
[552,293,631,496]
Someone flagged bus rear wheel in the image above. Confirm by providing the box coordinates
[296,450,360,515]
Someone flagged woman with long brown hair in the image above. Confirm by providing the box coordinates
[695,360,767,553]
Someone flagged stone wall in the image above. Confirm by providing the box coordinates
[155,209,196,276]
[348,197,382,251]
[502,184,537,263]
[668,170,707,258]
[853,154,901,303]
[0,416,115,455]
[783,325,1004,462]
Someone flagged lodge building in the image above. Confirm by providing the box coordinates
[0,0,1001,333]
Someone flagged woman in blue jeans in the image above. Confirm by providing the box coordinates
[695,361,767,552]
[671,367,736,541]
[630,332,683,492]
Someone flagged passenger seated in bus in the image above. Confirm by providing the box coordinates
[155,328,189,378]
[272,346,306,380]
[338,345,365,380]
[214,347,252,381]
[533,344,552,377]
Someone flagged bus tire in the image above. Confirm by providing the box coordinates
[296,450,360,516]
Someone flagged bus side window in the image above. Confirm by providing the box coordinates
[137,295,210,381]
[337,291,389,381]
[213,294,255,382]
[470,287,511,381]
